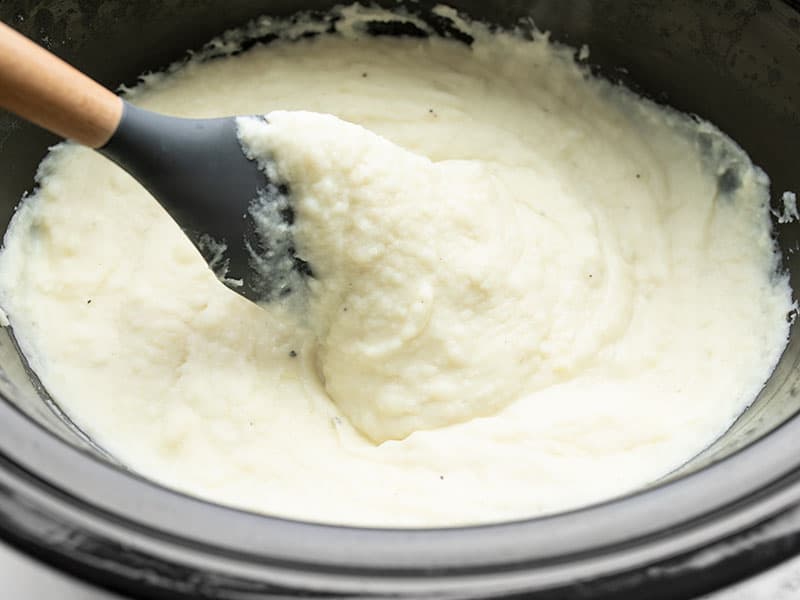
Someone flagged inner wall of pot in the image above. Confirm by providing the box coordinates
[0,0,799,507]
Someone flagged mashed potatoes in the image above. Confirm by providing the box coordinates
[0,5,791,526]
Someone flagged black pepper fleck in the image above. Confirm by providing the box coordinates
[362,72,368,78]
[439,475,444,480]
[87,299,92,304]
[635,173,641,179]
[289,350,297,358]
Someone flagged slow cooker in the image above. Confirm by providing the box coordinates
[1,1,800,598]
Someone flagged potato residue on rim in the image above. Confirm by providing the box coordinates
[0,5,792,526]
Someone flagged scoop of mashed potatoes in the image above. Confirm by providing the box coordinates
[240,111,632,442]
[0,5,791,526]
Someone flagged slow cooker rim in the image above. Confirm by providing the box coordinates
[1,376,800,582]
[0,2,800,591]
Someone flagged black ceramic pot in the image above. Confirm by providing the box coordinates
[1,1,800,598]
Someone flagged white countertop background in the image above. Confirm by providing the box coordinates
[0,541,122,599]
[4,538,800,599]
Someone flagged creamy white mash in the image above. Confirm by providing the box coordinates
[0,6,792,526]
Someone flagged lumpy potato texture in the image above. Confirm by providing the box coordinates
[0,6,791,526]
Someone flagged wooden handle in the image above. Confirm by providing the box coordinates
[0,22,122,148]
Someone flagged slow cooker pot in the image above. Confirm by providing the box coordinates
[1,1,800,598]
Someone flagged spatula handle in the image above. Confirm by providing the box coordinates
[0,21,122,148]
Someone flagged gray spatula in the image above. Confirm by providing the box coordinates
[0,21,294,303]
